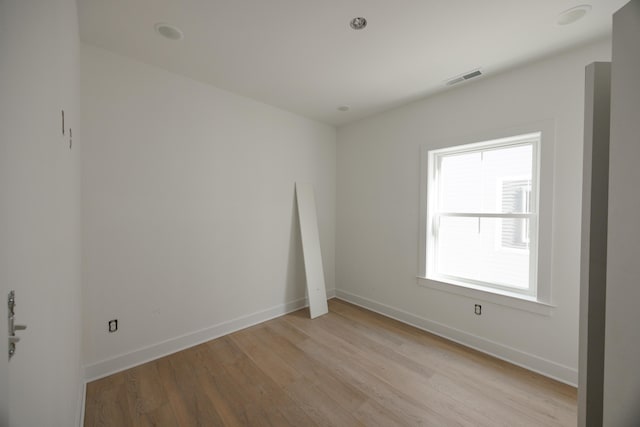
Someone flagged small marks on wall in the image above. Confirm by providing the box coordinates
[61,109,73,150]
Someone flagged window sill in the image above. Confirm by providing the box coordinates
[416,276,554,316]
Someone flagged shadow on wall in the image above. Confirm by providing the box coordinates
[285,185,307,303]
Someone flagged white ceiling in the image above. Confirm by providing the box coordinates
[78,0,626,125]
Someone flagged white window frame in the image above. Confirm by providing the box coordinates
[426,133,540,297]
[417,122,555,315]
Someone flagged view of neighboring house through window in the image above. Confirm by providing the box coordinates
[500,179,531,250]
[426,132,540,297]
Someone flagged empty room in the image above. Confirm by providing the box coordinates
[1,0,639,426]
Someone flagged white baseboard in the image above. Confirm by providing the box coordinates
[335,289,577,386]
[77,380,86,427]
[84,289,336,382]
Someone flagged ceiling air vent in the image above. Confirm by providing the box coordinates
[445,69,483,86]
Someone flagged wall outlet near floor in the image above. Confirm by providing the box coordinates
[474,304,482,315]
[108,319,118,333]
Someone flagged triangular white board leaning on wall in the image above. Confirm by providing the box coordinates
[295,182,329,319]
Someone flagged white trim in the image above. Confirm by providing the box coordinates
[419,120,555,305]
[77,381,86,427]
[418,145,430,281]
[438,212,534,218]
[334,289,576,386]
[429,272,535,298]
[428,132,541,156]
[416,276,554,316]
[84,290,336,381]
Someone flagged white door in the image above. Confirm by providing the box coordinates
[0,1,83,426]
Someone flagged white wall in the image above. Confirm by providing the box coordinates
[336,40,611,385]
[81,45,336,377]
[603,1,640,424]
[0,0,83,425]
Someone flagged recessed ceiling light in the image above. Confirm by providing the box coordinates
[350,17,367,30]
[154,23,184,40]
[337,105,351,112]
[557,5,592,26]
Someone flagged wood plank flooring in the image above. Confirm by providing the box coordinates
[84,299,577,426]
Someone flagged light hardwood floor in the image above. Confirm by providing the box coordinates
[84,299,577,426]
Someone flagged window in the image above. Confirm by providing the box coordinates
[425,132,540,297]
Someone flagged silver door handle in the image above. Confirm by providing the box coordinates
[8,316,26,335]
[7,290,26,359]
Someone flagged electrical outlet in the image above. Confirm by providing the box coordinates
[474,304,482,315]
[108,319,118,333]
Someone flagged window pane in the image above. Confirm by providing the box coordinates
[484,144,532,213]
[439,144,532,213]
[436,216,530,289]
[439,152,483,212]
